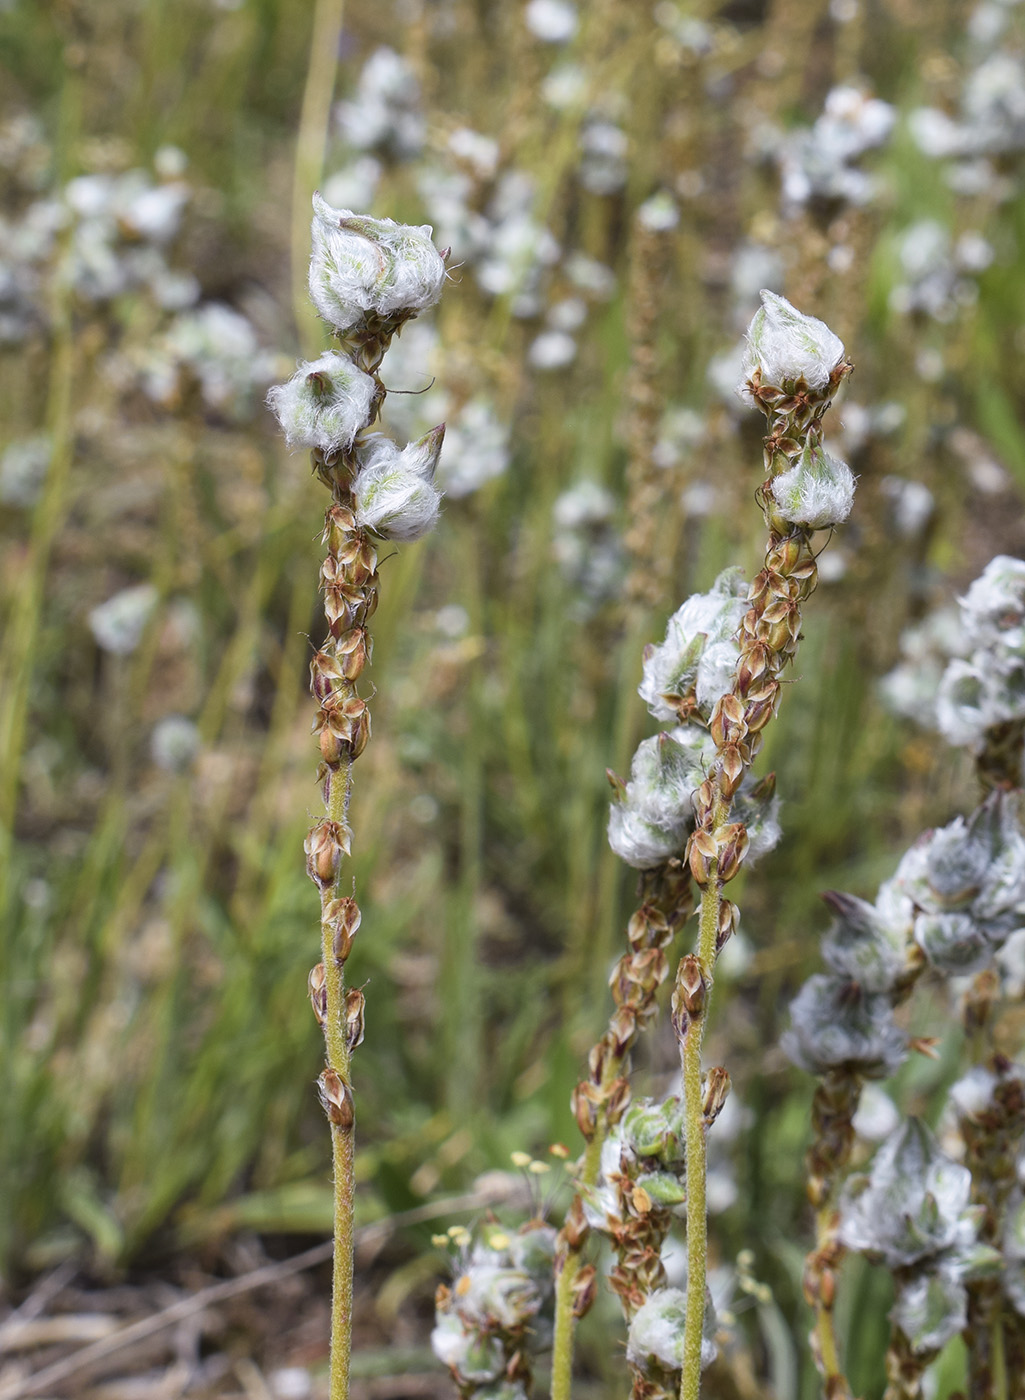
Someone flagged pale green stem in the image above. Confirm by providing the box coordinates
[681,791,725,1400]
[323,752,355,1400]
[0,233,74,885]
[550,1126,605,1400]
[811,1207,846,1387]
[994,1317,1007,1400]
[679,890,719,1398]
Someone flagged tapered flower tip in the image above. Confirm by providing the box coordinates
[406,423,446,480]
[819,889,909,993]
[309,192,447,332]
[741,289,846,395]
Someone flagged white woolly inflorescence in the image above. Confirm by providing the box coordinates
[608,565,785,871]
[625,1286,718,1373]
[889,791,1025,974]
[838,1118,977,1268]
[770,443,857,530]
[267,198,449,548]
[266,352,376,453]
[431,1226,556,1394]
[836,1116,996,1355]
[741,289,846,393]
[351,427,444,541]
[607,728,715,869]
[935,554,1025,750]
[638,567,747,724]
[308,194,447,333]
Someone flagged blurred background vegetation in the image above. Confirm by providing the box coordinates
[2,0,1025,1394]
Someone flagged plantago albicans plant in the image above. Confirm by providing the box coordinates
[542,290,856,1400]
[268,195,448,1400]
[790,555,1025,1400]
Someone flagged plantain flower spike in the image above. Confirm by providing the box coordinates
[266,351,376,453]
[309,193,447,333]
[351,426,445,541]
[741,289,846,395]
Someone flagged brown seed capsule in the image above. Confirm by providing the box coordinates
[765,569,797,601]
[318,1068,354,1129]
[709,693,748,748]
[747,570,771,610]
[605,1076,631,1125]
[744,694,777,734]
[631,1185,653,1215]
[676,954,707,1018]
[608,1005,639,1056]
[688,828,718,886]
[323,584,356,629]
[716,822,750,884]
[345,988,366,1050]
[587,1038,611,1083]
[735,641,772,695]
[324,502,357,538]
[716,899,738,954]
[760,600,799,654]
[349,708,371,759]
[310,649,346,701]
[327,896,362,963]
[337,628,369,681]
[572,1264,598,1318]
[305,819,350,887]
[718,743,745,799]
[308,963,327,1027]
[767,536,802,576]
[571,1081,600,1140]
[702,1065,730,1126]
[320,723,347,765]
[561,1198,590,1253]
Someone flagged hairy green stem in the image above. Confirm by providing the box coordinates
[680,836,721,1400]
[550,1127,605,1400]
[324,758,355,1400]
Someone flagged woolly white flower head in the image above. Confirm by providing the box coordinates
[838,1118,976,1268]
[960,554,1025,651]
[638,568,747,723]
[782,974,908,1078]
[771,443,856,529]
[309,194,446,332]
[266,352,376,453]
[740,289,846,393]
[626,1287,718,1372]
[607,726,714,869]
[351,427,444,541]
[889,793,1025,973]
[151,715,201,773]
[430,1311,505,1383]
[891,1266,969,1355]
[89,584,159,656]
